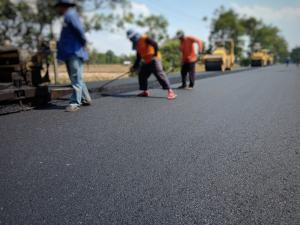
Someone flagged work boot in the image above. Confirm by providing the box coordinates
[65,105,80,112]
[137,91,149,97]
[167,90,177,100]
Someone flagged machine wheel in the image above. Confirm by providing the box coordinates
[251,60,262,67]
[205,61,223,71]
[205,65,211,71]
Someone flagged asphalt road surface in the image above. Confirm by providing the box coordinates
[0,65,299,225]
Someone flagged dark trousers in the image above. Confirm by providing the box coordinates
[181,62,196,87]
[139,59,171,91]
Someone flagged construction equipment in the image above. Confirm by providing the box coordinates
[250,43,274,67]
[264,49,274,66]
[0,46,51,105]
[0,39,74,108]
[203,39,235,72]
[251,50,268,67]
[98,71,130,92]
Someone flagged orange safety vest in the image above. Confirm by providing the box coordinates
[180,36,203,63]
[137,35,161,64]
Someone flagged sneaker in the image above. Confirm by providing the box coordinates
[137,91,149,97]
[82,100,92,106]
[187,86,194,90]
[167,90,177,100]
[65,105,80,112]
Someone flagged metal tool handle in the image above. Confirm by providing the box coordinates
[98,71,130,91]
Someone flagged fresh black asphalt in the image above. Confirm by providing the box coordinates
[0,65,299,225]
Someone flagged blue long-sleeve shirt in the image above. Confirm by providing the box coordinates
[57,9,88,61]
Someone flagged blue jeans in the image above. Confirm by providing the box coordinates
[65,56,91,106]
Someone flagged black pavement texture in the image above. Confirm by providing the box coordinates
[0,65,299,225]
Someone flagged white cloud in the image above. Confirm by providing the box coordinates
[130,2,151,17]
[89,31,132,55]
[231,3,300,21]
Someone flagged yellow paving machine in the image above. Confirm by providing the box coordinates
[264,49,274,65]
[251,43,274,67]
[203,39,235,72]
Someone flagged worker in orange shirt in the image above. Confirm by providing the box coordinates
[127,29,177,100]
[176,31,203,89]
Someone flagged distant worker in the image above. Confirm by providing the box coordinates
[55,0,92,112]
[127,30,177,100]
[286,58,290,67]
[176,31,203,89]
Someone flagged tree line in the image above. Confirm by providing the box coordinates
[290,47,300,64]
[88,50,134,64]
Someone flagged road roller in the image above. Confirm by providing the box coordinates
[203,39,235,72]
[250,43,274,67]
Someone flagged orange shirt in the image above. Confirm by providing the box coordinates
[137,35,161,64]
[180,36,203,63]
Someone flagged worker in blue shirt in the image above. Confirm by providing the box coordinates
[55,0,92,112]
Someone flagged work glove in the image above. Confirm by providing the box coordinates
[130,66,137,73]
[151,57,158,62]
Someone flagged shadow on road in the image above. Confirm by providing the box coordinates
[101,93,166,99]
[35,103,66,111]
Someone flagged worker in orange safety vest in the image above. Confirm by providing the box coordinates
[176,31,203,89]
[127,29,177,100]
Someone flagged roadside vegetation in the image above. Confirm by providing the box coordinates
[290,47,300,65]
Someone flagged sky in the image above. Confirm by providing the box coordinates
[83,0,300,55]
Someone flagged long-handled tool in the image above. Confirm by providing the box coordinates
[98,71,130,92]
[98,65,176,93]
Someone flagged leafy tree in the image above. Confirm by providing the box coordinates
[0,0,36,48]
[240,17,263,48]
[88,49,134,64]
[210,7,245,59]
[135,15,169,42]
[160,39,181,72]
[251,24,288,61]
[290,47,300,64]
[0,0,132,49]
[105,50,115,64]
[80,0,133,32]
